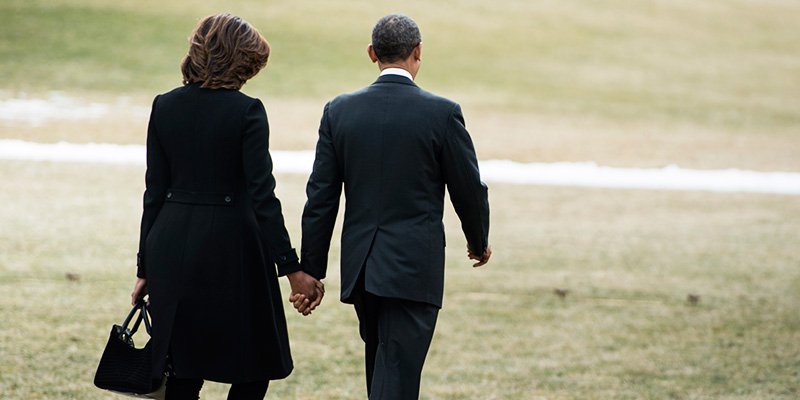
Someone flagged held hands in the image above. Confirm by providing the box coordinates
[287,271,325,316]
[467,244,492,267]
[284,245,490,316]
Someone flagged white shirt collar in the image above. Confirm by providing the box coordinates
[380,68,413,81]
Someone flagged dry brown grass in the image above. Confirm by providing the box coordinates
[1,160,798,399]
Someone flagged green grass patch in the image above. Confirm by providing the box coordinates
[2,0,800,136]
[3,0,800,170]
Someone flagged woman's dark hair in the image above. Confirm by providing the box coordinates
[371,14,421,63]
[181,14,270,90]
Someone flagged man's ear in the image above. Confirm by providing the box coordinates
[367,44,379,63]
[414,42,422,61]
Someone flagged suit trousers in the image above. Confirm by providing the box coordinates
[352,274,439,400]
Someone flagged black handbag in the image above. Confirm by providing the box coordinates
[94,299,166,399]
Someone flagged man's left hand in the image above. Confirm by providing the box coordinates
[287,271,324,315]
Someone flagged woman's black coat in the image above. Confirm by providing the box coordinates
[136,84,300,383]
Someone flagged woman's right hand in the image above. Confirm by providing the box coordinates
[131,277,149,306]
[287,271,324,316]
[290,280,324,316]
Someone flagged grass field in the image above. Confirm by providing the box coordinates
[0,161,798,399]
[2,0,800,398]
[2,0,800,170]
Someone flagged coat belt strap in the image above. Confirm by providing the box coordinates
[165,188,234,206]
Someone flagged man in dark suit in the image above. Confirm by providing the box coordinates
[297,14,491,399]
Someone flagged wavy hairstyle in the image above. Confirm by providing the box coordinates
[181,14,270,90]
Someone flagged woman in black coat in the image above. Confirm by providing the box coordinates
[130,14,323,399]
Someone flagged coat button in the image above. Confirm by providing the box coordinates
[166,192,172,198]
[224,196,231,203]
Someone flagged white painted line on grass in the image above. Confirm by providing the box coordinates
[479,159,800,195]
[1,140,799,195]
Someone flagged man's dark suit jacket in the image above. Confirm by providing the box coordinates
[301,74,489,308]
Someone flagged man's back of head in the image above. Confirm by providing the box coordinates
[371,14,422,64]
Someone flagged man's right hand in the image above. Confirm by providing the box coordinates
[468,244,492,267]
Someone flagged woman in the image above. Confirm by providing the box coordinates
[131,14,323,399]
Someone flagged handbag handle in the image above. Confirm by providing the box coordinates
[120,300,143,331]
[139,301,152,336]
[117,299,152,345]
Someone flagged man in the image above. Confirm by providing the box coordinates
[296,14,491,399]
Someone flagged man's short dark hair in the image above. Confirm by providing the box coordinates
[371,14,421,63]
